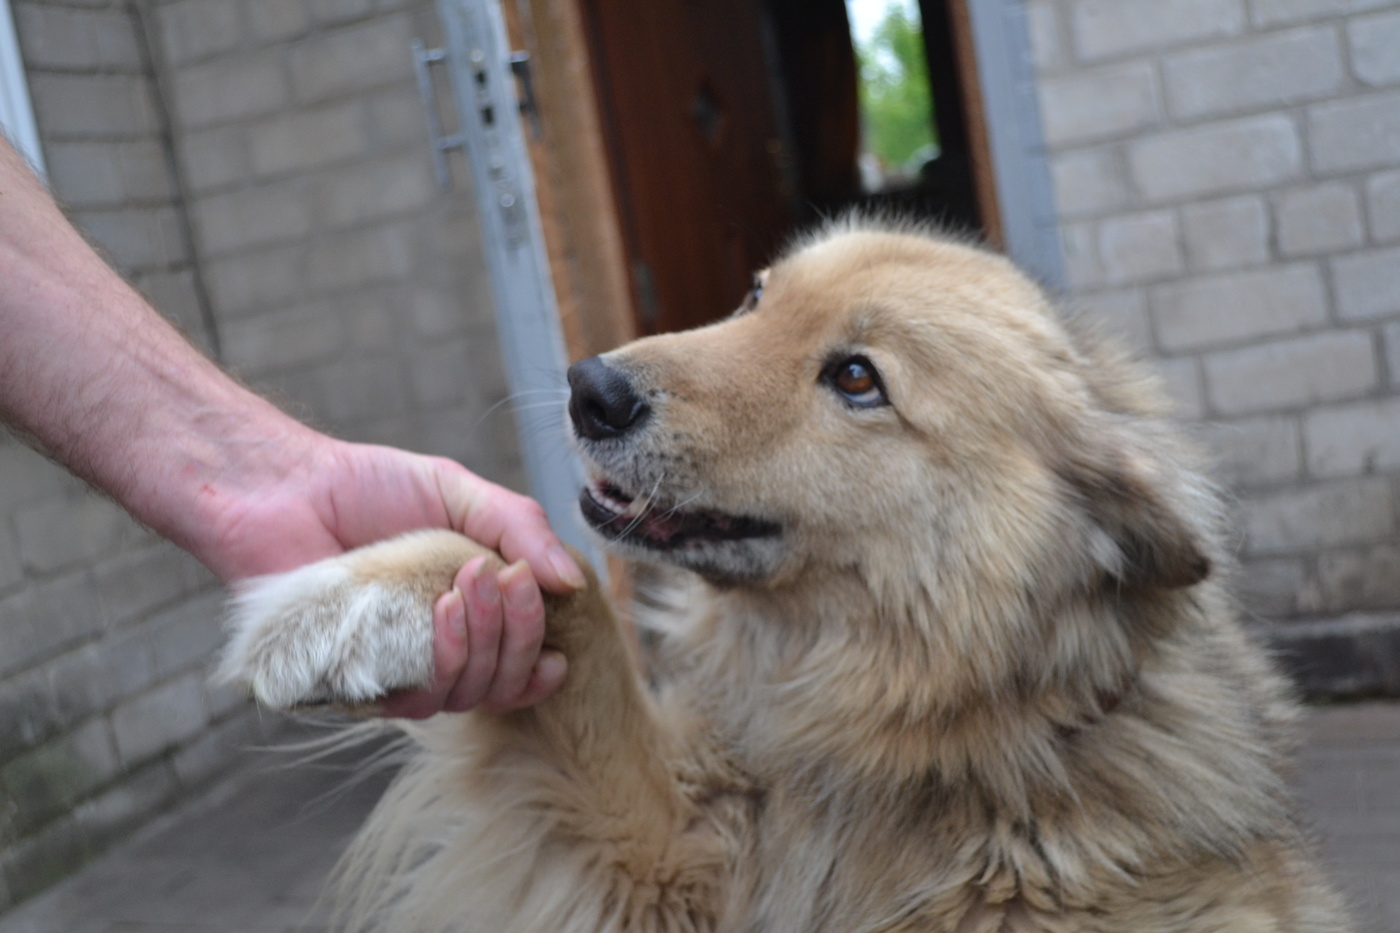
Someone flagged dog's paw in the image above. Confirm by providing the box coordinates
[216,556,438,710]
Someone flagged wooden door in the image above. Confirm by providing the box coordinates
[581,0,794,335]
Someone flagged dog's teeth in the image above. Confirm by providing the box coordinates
[624,496,650,517]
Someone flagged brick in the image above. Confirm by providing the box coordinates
[1332,246,1400,321]
[1154,356,1206,420]
[1192,415,1302,487]
[93,543,208,630]
[1249,0,1394,27]
[1128,115,1301,203]
[1277,183,1364,256]
[248,102,369,178]
[0,438,77,516]
[144,593,226,681]
[1070,0,1245,61]
[1026,0,1065,71]
[169,707,259,789]
[1304,396,1400,477]
[308,0,379,26]
[1162,25,1344,121]
[410,288,474,339]
[1369,170,1400,242]
[221,305,350,373]
[0,528,19,593]
[0,814,86,904]
[115,139,180,203]
[27,73,158,139]
[364,85,432,149]
[316,357,410,425]
[109,672,209,767]
[71,759,178,854]
[1038,62,1160,147]
[0,573,103,680]
[156,0,245,65]
[341,289,403,349]
[1238,557,1303,617]
[203,245,305,318]
[1059,221,1101,288]
[177,124,251,193]
[14,4,142,72]
[316,150,436,229]
[1071,288,1153,351]
[287,14,416,103]
[304,222,414,291]
[0,720,119,836]
[1242,476,1393,555]
[44,141,128,208]
[408,337,479,408]
[1180,195,1269,272]
[1152,264,1327,353]
[169,52,290,130]
[72,206,188,273]
[1309,546,1400,613]
[1050,149,1128,218]
[244,0,311,42]
[0,666,60,763]
[14,494,128,576]
[1309,91,1400,175]
[191,180,313,256]
[1204,331,1379,415]
[44,628,158,726]
[1385,323,1400,387]
[1349,10,1400,87]
[133,268,208,346]
[1097,210,1182,284]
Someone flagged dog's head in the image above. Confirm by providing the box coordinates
[568,221,1215,610]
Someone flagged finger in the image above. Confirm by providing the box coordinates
[444,556,505,711]
[377,585,470,720]
[483,649,568,714]
[483,561,547,709]
[436,466,585,594]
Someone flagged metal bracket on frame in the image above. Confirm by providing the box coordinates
[412,39,540,191]
[412,40,466,190]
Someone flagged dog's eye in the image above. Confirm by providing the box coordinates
[825,356,888,408]
[737,272,766,316]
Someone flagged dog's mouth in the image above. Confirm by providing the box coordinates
[579,479,781,550]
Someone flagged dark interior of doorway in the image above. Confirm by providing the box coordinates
[582,0,987,337]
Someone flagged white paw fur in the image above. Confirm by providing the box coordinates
[217,554,436,710]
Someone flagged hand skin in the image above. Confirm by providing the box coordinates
[0,136,583,717]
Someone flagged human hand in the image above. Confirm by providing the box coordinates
[193,431,585,717]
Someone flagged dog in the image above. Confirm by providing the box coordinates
[220,218,1352,932]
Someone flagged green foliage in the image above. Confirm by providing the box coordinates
[854,3,938,171]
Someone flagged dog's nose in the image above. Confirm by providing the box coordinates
[567,356,650,440]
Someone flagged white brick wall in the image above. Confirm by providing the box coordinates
[1032,0,1400,621]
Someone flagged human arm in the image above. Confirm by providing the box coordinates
[0,136,582,714]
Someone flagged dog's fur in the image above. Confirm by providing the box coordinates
[221,220,1351,932]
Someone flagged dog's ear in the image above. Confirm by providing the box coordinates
[1058,434,1212,591]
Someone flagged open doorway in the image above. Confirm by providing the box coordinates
[578,0,994,336]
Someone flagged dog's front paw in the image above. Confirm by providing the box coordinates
[217,555,438,710]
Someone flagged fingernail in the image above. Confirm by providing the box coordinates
[503,561,537,609]
[536,650,567,687]
[472,562,499,605]
[441,587,467,639]
[547,545,586,590]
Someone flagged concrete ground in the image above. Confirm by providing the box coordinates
[1,702,1397,933]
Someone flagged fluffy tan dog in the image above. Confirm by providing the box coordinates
[220,219,1352,932]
